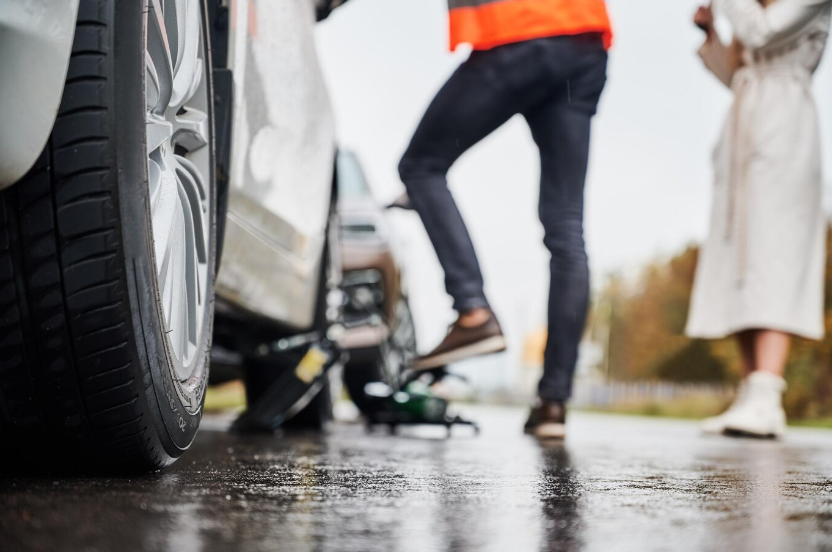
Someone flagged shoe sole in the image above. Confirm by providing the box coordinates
[533,423,566,440]
[723,427,782,439]
[410,335,507,371]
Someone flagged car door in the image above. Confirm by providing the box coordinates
[217,0,336,329]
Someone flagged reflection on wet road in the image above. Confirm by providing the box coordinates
[3,407,832,551]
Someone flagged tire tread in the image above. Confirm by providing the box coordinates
[0,0,173,471]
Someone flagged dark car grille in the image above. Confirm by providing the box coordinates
[340,223,377,236]
[341,269,385,325]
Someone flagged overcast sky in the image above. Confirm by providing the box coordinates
[315,0,832,375]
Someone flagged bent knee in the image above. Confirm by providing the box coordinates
[398,153,449,190]
[543,223,587,266]
[397,155,418,185]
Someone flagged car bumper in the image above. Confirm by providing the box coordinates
[337,324,389,351]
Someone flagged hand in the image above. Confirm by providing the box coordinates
[694,5,715,36]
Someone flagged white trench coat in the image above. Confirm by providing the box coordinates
[687,0,832,340]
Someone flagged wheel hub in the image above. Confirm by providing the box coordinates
[145,0,211,381]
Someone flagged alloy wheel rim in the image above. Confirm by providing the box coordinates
[145,0,211,381]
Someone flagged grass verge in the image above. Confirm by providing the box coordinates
[577,397,832,429]
[204,380,246,413]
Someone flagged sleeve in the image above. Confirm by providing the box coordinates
[713,0,831,49]
[698,37,737,88]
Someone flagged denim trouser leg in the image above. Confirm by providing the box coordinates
[399,169,491,312]
[398,51,522,312]
[525,88,601,402]
[399,35,607,401]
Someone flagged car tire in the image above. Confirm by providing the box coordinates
[343,298,417,416]
[241,353,335,431]
[343,359,386,416]
[0,0,216,472]
[279,370,335,431]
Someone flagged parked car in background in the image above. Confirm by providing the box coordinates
[336,152,418,415]
[0,0,346,472]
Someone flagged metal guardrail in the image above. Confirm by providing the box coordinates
[570,380,735,408]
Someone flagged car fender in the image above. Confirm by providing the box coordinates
[0,0,79,189]
[215,0,336,330]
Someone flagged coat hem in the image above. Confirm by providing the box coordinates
[686,320,824,341]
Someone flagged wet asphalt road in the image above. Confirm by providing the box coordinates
[2,406,832,552]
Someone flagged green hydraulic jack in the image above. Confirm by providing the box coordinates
[362,367,480,437]
[342,273,479,437]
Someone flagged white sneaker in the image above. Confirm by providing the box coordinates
[702,379,750,435]
[703,372,787,439]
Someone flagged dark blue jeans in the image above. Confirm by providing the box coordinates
[398,34,607,402]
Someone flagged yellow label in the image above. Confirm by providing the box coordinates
[295,347,328,384]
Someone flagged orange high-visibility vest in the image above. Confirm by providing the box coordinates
[448,0,613,52]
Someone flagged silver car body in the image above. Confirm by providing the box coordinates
[0,0,336,330]
[0,0,80,187]
[216,0,335,329]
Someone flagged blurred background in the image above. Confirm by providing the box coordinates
[307,0,832,423]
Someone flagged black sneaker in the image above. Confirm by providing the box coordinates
[524,401,566,439]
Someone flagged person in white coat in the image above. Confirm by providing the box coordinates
[688,0,831,437]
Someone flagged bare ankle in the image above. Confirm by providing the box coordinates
[458,308,491,328]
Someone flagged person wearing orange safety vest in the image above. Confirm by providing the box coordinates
[398,0,613,439]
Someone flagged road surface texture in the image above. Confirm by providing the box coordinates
[2,406,832,552]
